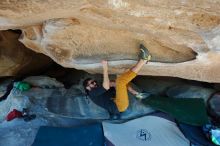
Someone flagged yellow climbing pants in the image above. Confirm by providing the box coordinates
[115,70,137,112]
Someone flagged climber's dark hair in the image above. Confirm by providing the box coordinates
[83,78,92,95]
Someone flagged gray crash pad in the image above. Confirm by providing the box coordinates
[103,115,190,146]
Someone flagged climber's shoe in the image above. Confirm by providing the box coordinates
[139,44,151,61]
[135,92,151,100]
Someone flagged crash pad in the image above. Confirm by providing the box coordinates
[103,115,189,146]
[144,96,209,126]
[32,123,104,146]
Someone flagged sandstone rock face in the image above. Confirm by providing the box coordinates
[0,0,220,82]
[0,30,52,76]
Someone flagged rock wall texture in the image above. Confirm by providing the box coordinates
[0,30,52,76]
[0,0,220,82]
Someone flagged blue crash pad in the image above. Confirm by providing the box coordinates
[32,123,104,146]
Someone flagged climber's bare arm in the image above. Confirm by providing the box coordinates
[102,60,110,90]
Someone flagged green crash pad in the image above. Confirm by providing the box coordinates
[144,96,209,126]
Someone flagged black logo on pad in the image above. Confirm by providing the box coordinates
[136,129,151,141]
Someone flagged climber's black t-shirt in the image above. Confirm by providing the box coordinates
[88,86,119,115]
